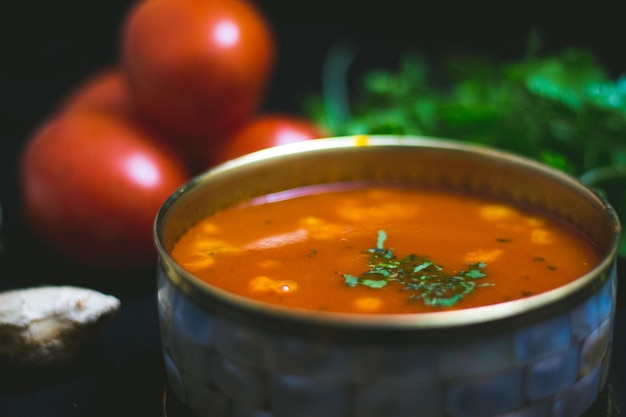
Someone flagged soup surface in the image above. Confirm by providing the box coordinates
[170,184,601,314]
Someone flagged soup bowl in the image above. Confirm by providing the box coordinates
[154,136,620,417]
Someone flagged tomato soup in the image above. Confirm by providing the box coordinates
[170,184,601,314]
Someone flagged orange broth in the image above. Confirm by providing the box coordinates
[170,184,601,314]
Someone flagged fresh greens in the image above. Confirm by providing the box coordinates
[306,33,626,255]
[343,230,491,308]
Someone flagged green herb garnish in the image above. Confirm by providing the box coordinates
[342,230,492,308]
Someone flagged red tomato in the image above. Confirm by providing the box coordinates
[58,68,135,118]
[120,0,275,168]
[212,114,327,165]
[20,111,190,270]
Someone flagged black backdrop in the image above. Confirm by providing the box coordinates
[2,0,625,230]
[1,1,625,416]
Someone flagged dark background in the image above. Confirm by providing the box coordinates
[2,0,626,231]
[1,1,625,416]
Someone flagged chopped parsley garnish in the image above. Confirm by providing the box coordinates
[343,230,492,308]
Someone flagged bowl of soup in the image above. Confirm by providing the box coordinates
[155,136,620,417]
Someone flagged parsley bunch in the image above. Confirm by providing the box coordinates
[306,33,626,255]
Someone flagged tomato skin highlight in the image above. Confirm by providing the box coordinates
[20,111,190,270]
[212,114,327,166]
[121,0,275,167]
